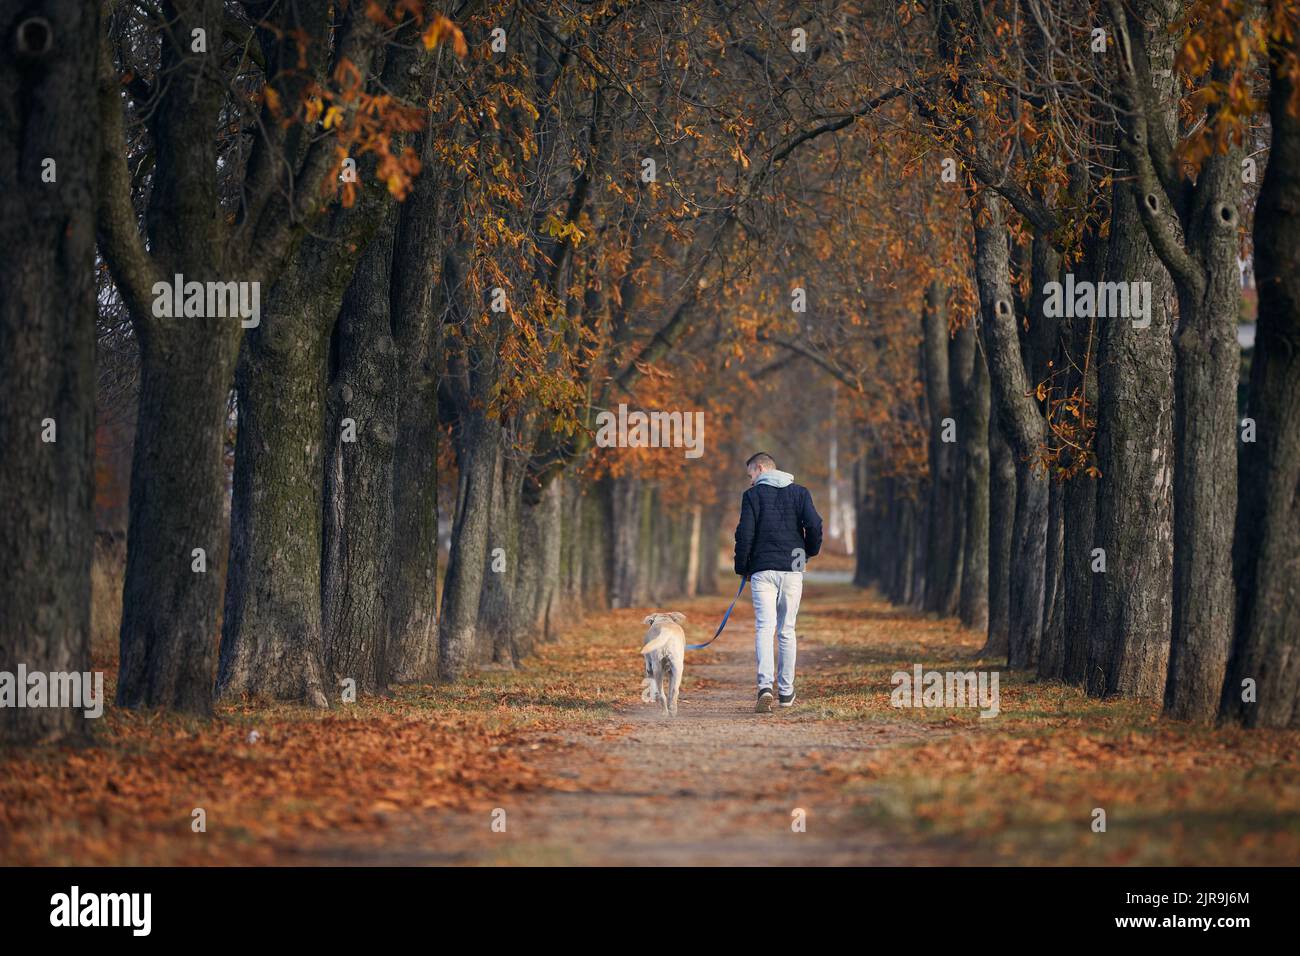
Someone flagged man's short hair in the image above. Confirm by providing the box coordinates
[746,452,777,471]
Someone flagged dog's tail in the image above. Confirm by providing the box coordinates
[640,630,673,656]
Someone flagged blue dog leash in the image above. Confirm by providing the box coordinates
[686,576,748,650]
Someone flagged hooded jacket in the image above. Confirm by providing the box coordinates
[733,470,823,576]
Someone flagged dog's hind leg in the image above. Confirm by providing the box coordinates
[667,660,682,716]
[642,656,658,703]
[653,660,669,714]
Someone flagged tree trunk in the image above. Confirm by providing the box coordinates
[958,336,991,631]
[972,192,1048,667]
[438,412,499,681]
[321,220,398,698]
[560,477,585,614]
[108,0,239,715]
[586,478,613,608]
[1086,178,1174,700]
[698,504,723,595]
[217,253,347,707]
[1037,476,1066,678]
[387,139,444,684]
[1165,279,1239,720]
[983,412,1015,658]
[1061,258,1100,685]
[853,457,874,588]
[477,437,523,664]
[0,0,100,743]
[1007,457,1050,669]
[533,475,565,642]
[511,472,560,659]
[609,473,641,607]
[1108,0,1241,722]
[685,505,702,598]
[1222,31,1300,727]
[117,348,237,714]
[922,282,962,614]
[1061,471,1097,686]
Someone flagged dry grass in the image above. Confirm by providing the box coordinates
[793,587,1300,865]
[0,588,646,866]
[6,572,1297,867]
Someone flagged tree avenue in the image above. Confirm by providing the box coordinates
[2,0,1298,754]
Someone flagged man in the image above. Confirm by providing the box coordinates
[733,452,823,713]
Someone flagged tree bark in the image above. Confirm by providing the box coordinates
[387,137,444,684]
[1108,0,1241,721]
[609,473,642,608]
[533,476,565,642]
[1222,25,1300,727]
[972,192,1048,667]
[438,411,499,681]
[922,282,962,615]
[0,0,100,743]
[216,244,353,707]
[958,334,991,631]
[983,410,1016,658]
[1038,475,1066,678]
[321,218,398,698]
[103,0,239,714]
[477,437,524,664]
[697,504,723,595]
[1086,177,1174,700]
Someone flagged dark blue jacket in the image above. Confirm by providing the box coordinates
[733,482,823,576]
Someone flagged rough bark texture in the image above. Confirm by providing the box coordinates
[387,137,444,684]
[1061,272,1100,685]
[957,332,991,631]
[984,409,1015,658]
[1108,0,1240,722]
[1007,458,1050,669]
[216,243,352,707]
[1165,248,1240,721]
[321,219,398,698]
[118,350,236,714]
[477,438,524,664]
[1038,476,1066,679]
[1061,470,1097,686]
[508,467,559,662]
[106,0,239,715]
[922,282,962,615]
[1221,29,1300,728]
[1086,175,1174,700]
[0,0,100,743]
[560,478,586,613]
[1061,119,1108,690]
[1026,233,1061,675]
[532,476,565,641]
[972,193,1048,668]
[438,411,499,681]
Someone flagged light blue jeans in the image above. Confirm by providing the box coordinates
[750,569,803,696]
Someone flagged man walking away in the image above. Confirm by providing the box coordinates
[733,452,823,713]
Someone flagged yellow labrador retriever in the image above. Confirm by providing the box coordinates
[640,612,686,716]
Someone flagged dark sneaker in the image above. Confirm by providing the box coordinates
[779,691,797,708]
[756,688,774,713]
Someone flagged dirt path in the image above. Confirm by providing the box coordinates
[299,578,936,866]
